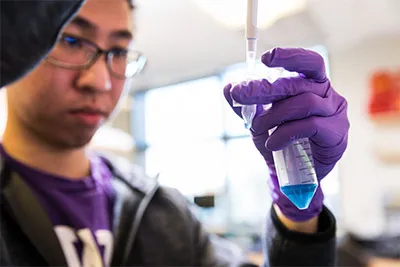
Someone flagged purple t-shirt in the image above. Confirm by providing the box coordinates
[0,145,115,267]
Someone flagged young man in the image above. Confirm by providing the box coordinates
[0,0,349,266]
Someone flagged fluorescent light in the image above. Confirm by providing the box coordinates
[193,0,307,29]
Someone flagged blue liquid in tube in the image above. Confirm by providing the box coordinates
[280,183,318,210]
[272,138,319,210]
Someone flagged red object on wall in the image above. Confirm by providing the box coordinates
[368,70,400,118]
[368,69,400,165]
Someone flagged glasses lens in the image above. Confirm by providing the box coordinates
[50,35,95,66]
[109,50,146,78]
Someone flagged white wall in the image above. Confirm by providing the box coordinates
[330,36,400,238]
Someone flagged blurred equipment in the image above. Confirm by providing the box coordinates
[338,233,400,266]
[194,195,215,208]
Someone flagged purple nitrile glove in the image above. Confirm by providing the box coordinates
[223,47,349,222]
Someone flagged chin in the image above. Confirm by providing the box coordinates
[55,131,97,150]
[74,135,97,148]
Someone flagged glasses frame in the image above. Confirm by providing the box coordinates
[47,34,146,80]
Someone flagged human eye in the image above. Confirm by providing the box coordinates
[60,34,84,49]
[111,47,128,59]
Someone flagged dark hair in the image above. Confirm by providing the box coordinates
[127,0,135,9]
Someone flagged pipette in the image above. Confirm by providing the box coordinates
[242,0,258,129]
[231,0,258,129]
[246,0,258,76]
[235,0,319,210]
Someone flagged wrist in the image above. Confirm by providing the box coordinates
[270,204,336,243]
[273,204,318,233]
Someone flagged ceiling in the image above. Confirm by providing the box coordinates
[130,0,400,92]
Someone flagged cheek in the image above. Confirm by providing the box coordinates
[111,80,128,104]
[44,66,77,96]
[38,64,78,100]
[18,64,77,113]
[8,68,51,110]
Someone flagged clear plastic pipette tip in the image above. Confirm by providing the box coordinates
[246,38,257,74]
[242,49,257,129]
[246,50,256,74]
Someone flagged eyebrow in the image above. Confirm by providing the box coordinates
[70,16,133,40]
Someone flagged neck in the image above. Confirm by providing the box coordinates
[2,122,91,179]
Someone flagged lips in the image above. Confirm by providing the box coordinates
[69,107,108,126]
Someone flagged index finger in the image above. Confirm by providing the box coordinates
[229,76,329,106]
[261,48,327,83]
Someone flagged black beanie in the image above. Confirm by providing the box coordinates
[0,0,85,87]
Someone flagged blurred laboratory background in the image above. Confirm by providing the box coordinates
[1,0,399,265]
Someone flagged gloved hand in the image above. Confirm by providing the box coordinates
[0,0,85,87]
[223,47,349,222]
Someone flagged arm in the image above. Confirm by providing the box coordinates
[265,205,336,266]
[192,203,336,267]
[162,181,335,266]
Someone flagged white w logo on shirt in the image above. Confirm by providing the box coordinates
[54,226,113,267]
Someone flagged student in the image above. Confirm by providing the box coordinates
[0,0,349,266]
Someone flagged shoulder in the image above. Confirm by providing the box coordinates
[97,151,158,194]
[97,151,190,212]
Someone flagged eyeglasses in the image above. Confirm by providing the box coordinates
[47,34,146,79]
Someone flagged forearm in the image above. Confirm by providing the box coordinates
[264,205,336,266]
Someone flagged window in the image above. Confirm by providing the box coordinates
[135,77,227,196]
[131,46,340,241]
[144,77,224,146]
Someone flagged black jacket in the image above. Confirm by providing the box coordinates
[0,153,336,266]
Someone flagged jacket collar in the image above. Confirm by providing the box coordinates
[96,151,159,195]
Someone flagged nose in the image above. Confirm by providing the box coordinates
[76,55,112,93]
